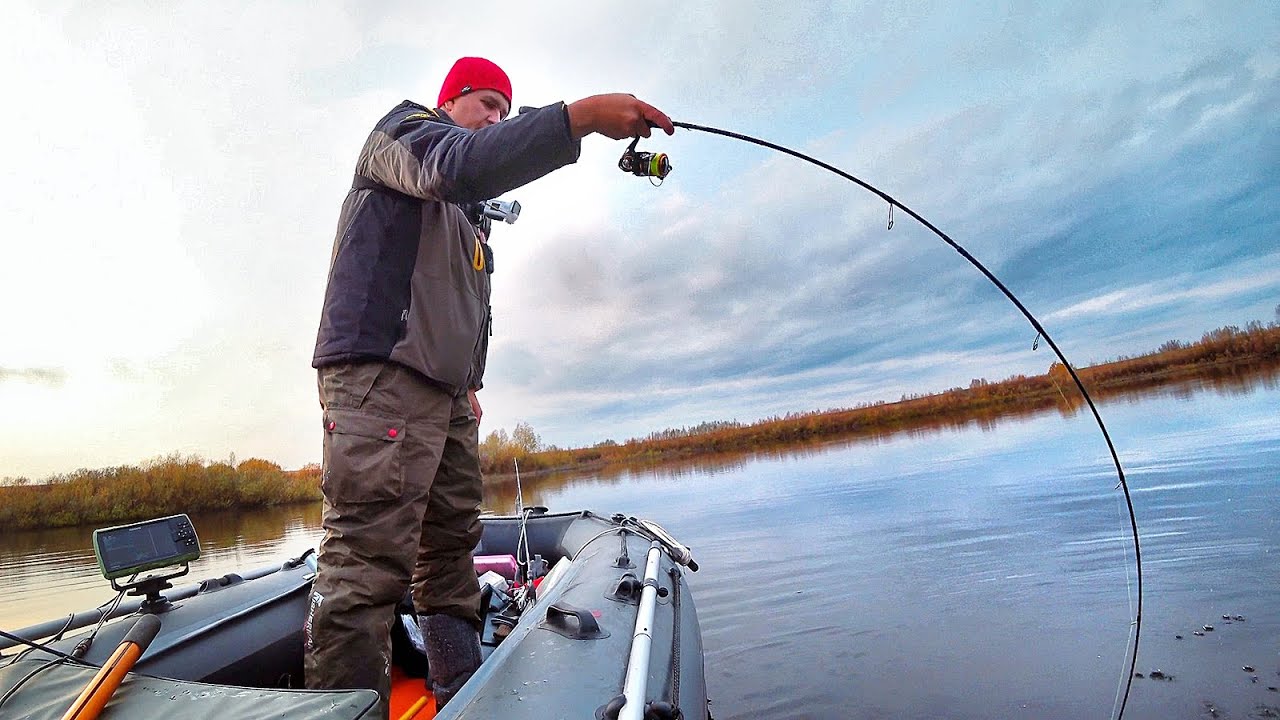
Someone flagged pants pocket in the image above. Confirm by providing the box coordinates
[321,408,406,503]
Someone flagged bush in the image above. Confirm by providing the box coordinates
[0,455,322,531]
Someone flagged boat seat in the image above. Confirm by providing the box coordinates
[0,656,379,719]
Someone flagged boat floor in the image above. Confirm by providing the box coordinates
[390,666,436,720]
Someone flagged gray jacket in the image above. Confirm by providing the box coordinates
[313,101,580,394]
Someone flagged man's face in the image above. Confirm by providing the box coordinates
[443,89,510,130]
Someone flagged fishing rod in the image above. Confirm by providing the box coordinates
[620,122,1143,720]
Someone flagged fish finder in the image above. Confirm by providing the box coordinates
[93,513,201,582]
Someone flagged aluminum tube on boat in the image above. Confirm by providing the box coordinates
[619,542,663,720]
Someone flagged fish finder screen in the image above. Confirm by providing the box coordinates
[99,524,182,575]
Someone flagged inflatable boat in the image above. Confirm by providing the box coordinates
[0,509,708,719]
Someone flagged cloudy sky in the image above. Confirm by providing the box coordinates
[2,2,1276,479]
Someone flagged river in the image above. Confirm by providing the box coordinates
[2,373,1278,719]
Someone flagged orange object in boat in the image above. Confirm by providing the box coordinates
[389,664,436,720]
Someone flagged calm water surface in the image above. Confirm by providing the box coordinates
[2,377,1277,719]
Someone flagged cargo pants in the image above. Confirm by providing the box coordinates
[304,360,483,712]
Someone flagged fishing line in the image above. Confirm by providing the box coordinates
[650,120,1144,719]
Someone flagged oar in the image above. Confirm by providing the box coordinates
[60,614,161,720]
[617,542,664,720]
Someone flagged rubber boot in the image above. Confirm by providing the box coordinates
[420,613,482,707]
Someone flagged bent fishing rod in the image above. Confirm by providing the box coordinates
[619,121,1143,720]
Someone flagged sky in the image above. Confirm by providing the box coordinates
[1,1,1276,480]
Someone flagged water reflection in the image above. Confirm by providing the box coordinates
[188,503,324,550]
[0,504,325,630]
[491,361,1280,516]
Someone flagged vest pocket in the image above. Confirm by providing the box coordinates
[321,408,406,503]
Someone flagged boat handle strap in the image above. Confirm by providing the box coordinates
[543,603,610,640]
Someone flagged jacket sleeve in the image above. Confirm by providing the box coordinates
[356,103,582,204]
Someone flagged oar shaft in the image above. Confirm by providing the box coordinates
[61,614,161,720]
[619,542,663,720]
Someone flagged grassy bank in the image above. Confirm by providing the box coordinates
[0,457,320,531]
[4,321,1277,531]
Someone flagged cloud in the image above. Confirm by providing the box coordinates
[2,1,1277,474]
[0,367,68,387]
[1046,261,1280,323]
[480,40,1279,445]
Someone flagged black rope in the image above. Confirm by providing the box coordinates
[669,566,682,710]
[0,657,69,711]
[670,120,1143,719]
[2,611,77,667]
[0,629,78,663]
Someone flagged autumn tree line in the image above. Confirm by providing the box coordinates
[0,457,319,531]
[481,319,1280,476]
[3,319,1278,530]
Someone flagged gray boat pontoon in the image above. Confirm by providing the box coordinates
[0,509,709,719]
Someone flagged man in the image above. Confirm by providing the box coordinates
[306,56,673,714]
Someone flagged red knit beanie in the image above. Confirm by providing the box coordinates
[437,57,512,107]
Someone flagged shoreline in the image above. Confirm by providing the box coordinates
[480,358,1280,485]
[483,324,1280,480]
[4,322,1278,531]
